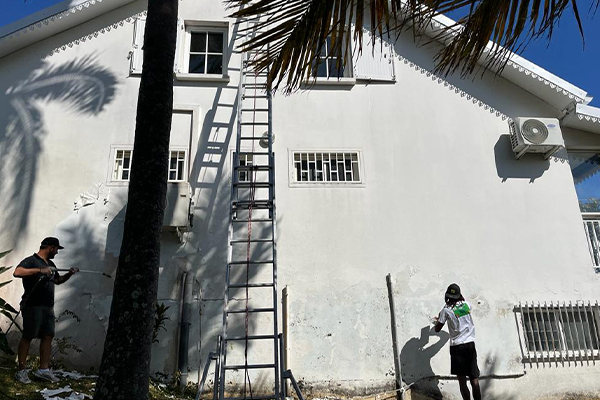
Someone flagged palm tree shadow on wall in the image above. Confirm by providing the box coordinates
[400,325,449,400]
[0,56,117,248]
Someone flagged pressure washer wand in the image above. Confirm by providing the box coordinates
[55,268,112,278]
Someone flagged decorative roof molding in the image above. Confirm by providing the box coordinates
[43,10,146,59]
[420,11,589,109]
[0,0,135,60]
[0,0,105,44]
[396,54,510,122]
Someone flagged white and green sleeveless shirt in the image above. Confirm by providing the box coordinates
[438,301,476,346]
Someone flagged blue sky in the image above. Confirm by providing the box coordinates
[1,0,599,105]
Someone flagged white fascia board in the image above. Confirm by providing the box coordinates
[417,8,589,110]
[0,0,135,60]
[563,103,600,135]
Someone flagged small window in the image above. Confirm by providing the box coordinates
[238,154,253,183]
[111,149,187,183]
[516,301,600,364]
[312,36,352,79]
[183,24,227,76]
[113,150,132,181]
[168,151,187,182]
[291,151,362,184]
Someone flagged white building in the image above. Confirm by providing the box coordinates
[1,0,600,398]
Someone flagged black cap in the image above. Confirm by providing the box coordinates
[41,237,64,249]
[445,283,461,300]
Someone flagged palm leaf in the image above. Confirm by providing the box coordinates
[0,280,11,290]
[0,266,13,276]
[0,298,18,314]
[229,0,597,91]
[0,249,11,260]
[0,331,15,356]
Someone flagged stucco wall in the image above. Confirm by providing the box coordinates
[1,0,600,398]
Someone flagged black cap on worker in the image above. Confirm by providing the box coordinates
[445,283,461,300]
[41,237,64,249]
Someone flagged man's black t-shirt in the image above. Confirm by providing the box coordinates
[18,254,61,307]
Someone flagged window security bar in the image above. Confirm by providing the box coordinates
[293,152,361,183]
[583,219,600,268]
[515,301,600,367]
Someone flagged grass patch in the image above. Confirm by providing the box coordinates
[0,359,197,400]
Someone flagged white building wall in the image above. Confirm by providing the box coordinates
[1,0,599,398]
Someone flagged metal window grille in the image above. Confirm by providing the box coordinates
[168,151,186,182]
[238,153,253,183]
[293,152,361,183]
[113,150,132,181]
[515,301,600,366]
[583,219,600,267]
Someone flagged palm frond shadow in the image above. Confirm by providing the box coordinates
[0,57,117,249]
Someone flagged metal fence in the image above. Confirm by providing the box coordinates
[515,301,600,366]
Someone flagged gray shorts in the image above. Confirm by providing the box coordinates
[22,306,55,339]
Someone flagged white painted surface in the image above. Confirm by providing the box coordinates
[0,1,600,398]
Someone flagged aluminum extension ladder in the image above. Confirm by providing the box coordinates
[195,16,304,400]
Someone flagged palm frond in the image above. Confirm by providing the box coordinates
[230,0,596,91]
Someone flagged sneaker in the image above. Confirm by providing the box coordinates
[15,369,31,384]
[33,369,60,383]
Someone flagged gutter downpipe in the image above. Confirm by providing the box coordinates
[179,268,194,390]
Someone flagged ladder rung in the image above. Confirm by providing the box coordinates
[239,151,270,156]
[228,283,274,289]
[224,364,276,370]
[229,260,274,265]
[230,238,273,243]
[225,335,275,341]
[227,307,275,314]
[232,201,272,210]
[243,95,269,99]
[234,182,273,188]
[240,122,269,126]
[234,165,272,171]
[224,395,277,400]
[232,218,272,223]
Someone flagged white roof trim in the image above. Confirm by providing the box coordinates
[0,0,135,59]
[421,11,589,110]
[563,104,600,135]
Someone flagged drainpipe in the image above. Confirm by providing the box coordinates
[179,264,193,390]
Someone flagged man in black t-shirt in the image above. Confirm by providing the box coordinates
[12,237,79,384]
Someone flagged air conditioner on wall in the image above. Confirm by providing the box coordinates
[509,117,564,160]
[163,182,193,229]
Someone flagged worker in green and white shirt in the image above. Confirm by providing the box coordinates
[434,283,481,400]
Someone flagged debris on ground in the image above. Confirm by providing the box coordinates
[39,385,92,400]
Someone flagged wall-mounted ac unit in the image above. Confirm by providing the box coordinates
[163,182,192,229]
[509,117,564,160]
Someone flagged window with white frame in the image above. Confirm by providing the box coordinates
[111,149,187,182]
[292,151,362,183]
[238,153,253,183]
[113,150,133,181]
[312,36,352,79]
[184,24,227,75]
[516,301,600,363]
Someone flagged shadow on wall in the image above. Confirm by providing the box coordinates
[494,135,550,183]
[0,56,117,248]
[400,325,449,400]
[479,352,518,400]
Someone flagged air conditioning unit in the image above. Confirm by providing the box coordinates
[163,182,192,229]
[509,117,564,160]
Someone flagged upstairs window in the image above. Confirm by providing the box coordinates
[181,22,228,77]
[312,36,352,79]
[168,151,187,182]
[291,151,362,184]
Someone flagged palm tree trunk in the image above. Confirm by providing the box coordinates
[94,0,178,398]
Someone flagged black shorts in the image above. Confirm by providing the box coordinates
[22,306,55,339]
[450,342,480,378]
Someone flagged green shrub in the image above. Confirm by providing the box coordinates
[0,250,21,355]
